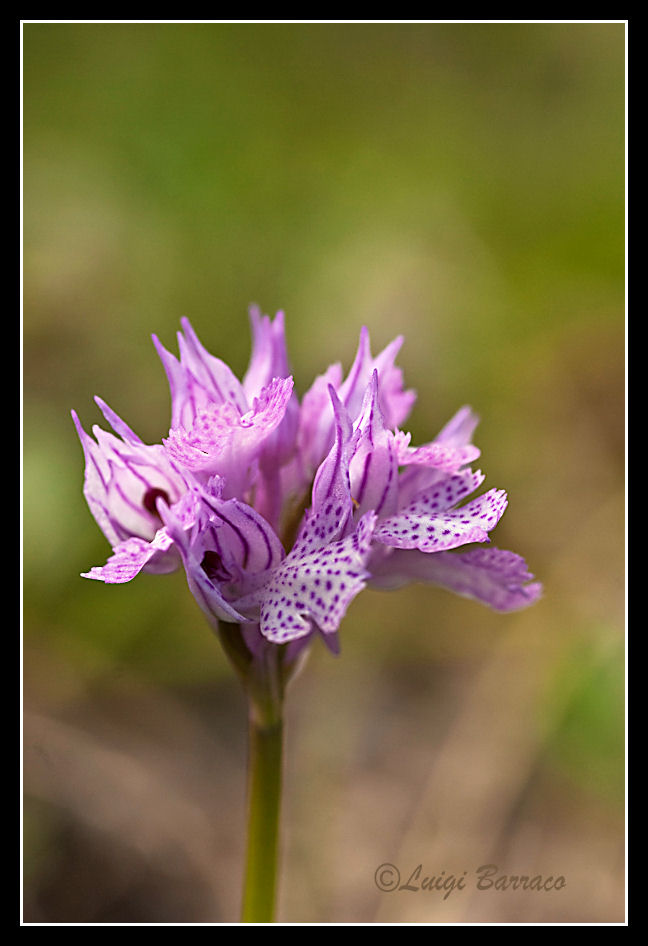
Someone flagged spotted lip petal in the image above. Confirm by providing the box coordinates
[246,512,377,643]
[372,467,486,551]
[369,546,542,612]
[374,480,507,554]
[394,406,481,507]
[396,440,481,474]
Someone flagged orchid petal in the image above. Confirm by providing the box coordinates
[199,492,285,580]
[349,371,399,519]
[297,361,344,476]
[94,397,143,445]
[153,319,248,430]
[158,498,248,626]
[152,334,209,431]
[72,409,186,548]
[242,307,293,400]
[163,376,294,492]
[82,530,176,583]
[177,317,248,413]
[375,475,508,553]
[339,327,416,428]
[371,334,417,429]
[244,308,300,481]
[255,513,376,643]
[435,405,480,447]
[291,386,358,557]
[396,438,480,474]
[370,546,542,612]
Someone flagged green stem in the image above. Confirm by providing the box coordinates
[241,709,283,922]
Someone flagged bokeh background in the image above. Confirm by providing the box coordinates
[23,22,625,923]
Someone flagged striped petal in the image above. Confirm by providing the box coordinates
[158,497,248,626]
[291,386,359,557]
[349,371,398,519]
[153,318,248,430]
[72,407,187,549]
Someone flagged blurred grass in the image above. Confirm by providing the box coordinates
[23,22,625,923]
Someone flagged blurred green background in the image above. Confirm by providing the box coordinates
[23,22,625,923]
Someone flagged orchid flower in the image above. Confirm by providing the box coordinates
[73,308,541,922]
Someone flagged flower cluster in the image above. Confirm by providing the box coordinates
[73,309,541,657]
